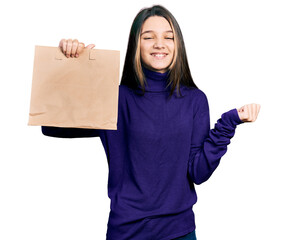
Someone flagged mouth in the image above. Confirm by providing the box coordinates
[151,53,168,59]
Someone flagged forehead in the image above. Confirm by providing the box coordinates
[141,16,172,32]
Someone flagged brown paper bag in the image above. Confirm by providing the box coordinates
[28,45,120,129]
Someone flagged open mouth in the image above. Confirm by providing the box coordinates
[151,53,168,59]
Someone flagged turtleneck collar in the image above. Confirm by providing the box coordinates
[137,67,171,92]
[133,67,187,97]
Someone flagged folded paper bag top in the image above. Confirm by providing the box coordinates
[28,45,120,129]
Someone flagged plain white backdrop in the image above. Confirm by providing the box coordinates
[1,0,287,239]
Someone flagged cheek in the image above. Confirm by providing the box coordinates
[140,42,150,56]
[140,44,152,64]
[168,42,175,54]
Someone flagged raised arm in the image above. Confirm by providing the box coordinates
[187,92,260,185]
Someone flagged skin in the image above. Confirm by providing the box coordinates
[58,17,260,122]
[237,103,261,122]
[58,38,95,58]
[140,16,175,73]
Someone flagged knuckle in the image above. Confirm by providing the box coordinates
[59,39,65,46]
[72,39,79,46]
[77,43,85,55]
[67,39,72,46]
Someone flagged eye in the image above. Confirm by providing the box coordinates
[143,36,153,40]
[165,35,174,40]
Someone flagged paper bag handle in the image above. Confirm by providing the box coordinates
[55,47,97,60]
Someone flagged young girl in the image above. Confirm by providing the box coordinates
[42,5,260,240]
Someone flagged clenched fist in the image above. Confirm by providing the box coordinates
[237,103,261,122]
[58,39,95,58]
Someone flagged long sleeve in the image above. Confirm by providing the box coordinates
[188,93,244,185]
[41,126,100,138]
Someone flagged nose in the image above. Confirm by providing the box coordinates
[153,38,165,49]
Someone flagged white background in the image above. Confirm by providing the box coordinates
[1,0,287,239]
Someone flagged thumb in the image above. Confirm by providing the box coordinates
[86,44,95,49]
[237,106,244,113]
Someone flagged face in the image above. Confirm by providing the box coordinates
[140,16,175,73]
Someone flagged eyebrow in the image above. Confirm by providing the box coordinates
[140,30,173,36]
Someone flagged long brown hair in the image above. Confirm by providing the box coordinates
[120,5,197,98]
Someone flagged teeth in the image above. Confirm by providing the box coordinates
[153,54,166,57]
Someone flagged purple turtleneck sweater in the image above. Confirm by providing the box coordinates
[42,68,243,240]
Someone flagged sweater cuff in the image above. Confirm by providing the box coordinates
[221,108,244,128]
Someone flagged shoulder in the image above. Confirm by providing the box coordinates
[119,84,134,94]
[119,84,131,96]
[181,87,210,115]
[118,84,135,103]
[182,87,208,103]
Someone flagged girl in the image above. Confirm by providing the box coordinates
[42,5,260,240]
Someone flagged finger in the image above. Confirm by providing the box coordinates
[66,39,73,58]
[243,105,249,122]
[248,104,254,121]
[61,39,68,55]
[255,104,261,120]
[86,44,95,49]
[252,103,257,121]
[254,103,259,121]
[76,42,85,57]
[237,106,244,113]
[237,106,244,121]
[248,104,253,122]
[71,39,79,57]
[59,38,66,53]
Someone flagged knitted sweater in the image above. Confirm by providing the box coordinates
[42,68,243,240]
